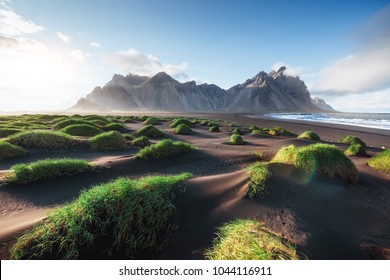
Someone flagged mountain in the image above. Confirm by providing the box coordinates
[70,67,334,112]
[311,96,335,112]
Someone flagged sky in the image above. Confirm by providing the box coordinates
[1,0,390,112]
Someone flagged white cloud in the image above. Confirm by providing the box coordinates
[311,4,390,96]
[56,31,70,43]
[70,49,90,61]
[0,8,44,36]
[271,61,305,77]
[90,41,102,48]
[106,48,188,78]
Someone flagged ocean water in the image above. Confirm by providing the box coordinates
[264,113,390,130]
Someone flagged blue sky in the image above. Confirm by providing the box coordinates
[1,0,390,112]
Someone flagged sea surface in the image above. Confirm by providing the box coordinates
[263,112,390,130]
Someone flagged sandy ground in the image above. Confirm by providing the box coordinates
[0,113,389,259]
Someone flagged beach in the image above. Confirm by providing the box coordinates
[0,113,389,260]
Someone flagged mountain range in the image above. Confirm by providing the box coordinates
[70,66,334,112]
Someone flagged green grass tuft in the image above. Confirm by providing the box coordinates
[229,134,244,145]
[2,158,95,185]
[345,143,367,156]
[61,124,103,136]
[0,128,22,137]
[10,173,192,259]
[205,219,298,260]
[143,117,162,125]
[0,141,27,160]
[136,139,195,159]
[6,130,75,150]
[137,125,165,138]
[272,143,358,184]
[209,126,220,132]
[297,131,321,141]
[54,118,97,130]
[229,128,243,135]
[83,115,111,124]
[131,136,151,147]
[247,162,272,198]
[169,118,192,128]
[367,149,390,174]
[104,122,127,132]
[339,135,366,147]
[249,125,259,132]
[89,131,127,151]
[172,124,193,135]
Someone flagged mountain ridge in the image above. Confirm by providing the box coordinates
[70,67,334,112]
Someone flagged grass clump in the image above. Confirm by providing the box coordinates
[209,126,220,132]
[229,128,243,135]
[273,126,297,137]
[131,136,151,147]
[249,125,259,132]
[297,131,321,141]
[0,141,27,160]
[339,135,366,147]
[143,117,162,125]
[104,122,127,132]
[137,125,165,138]
[83,115,111,124]
[3,158,95,185]
[54,118,97,130]
[229,134,244,145]
[0,128,22,137]
[89,131,127,151]
[272,143,358,184]
[172,124,193,135]
[345,144,367,156]
[367,149,390,174]
[6,130,75,150]
[169,118,192,128]
[136,139,195,159]
[61,124,103,136]
[10,173,192,259]
[205,219,298,260]
[247,162,272,198]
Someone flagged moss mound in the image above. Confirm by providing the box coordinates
[368,149,390,174]
[61,124,103,136]
[169,118,192,128]
[83,115,111,124]
[136,139,195,159]
[249,125,259,132]
[10,173,192,259]
[0,141,27,160]
[89,131,127,151]
[345,143,367,156]
[137,125,165,138]
[0,128,22,137]
[206,219,297,260]
[272,143,358,184]
[229,134,244,145]
[2,158,95,185]
[104,122,127,132]
[54,119,97,130]
[247,162,272,198]
[297,131,321,141]
[172,124,193,135]
[143,117,162,125]
[209,126,220,132]
[6,130,75,150]
[229,128,243,135]
[339,135,366,147]
[131,136,151,147]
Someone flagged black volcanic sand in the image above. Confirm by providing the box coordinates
[0,113,389,260]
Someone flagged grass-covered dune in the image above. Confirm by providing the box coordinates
[137,125,165,138]
[247,162,271,198]
[0,141,27,160]
[10,173,192,259]
[54,118,98,130]
[136,139,194,159]
[172,124,193,135]
[345,143,367,156]
[339,135,366,147]
[229,133,244,145]
[297,131,321,141]
[272,143,358,184]
[89,131,127,151]
[206,219,298,260]
[131,136,151,147]
[61,124,103,136]
[368,149,390,174]
[6,130,76,150]
[2,158,95,185]
[169,118,192,128]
